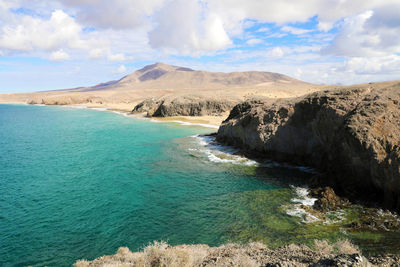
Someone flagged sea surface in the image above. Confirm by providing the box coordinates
[1,104,400,266]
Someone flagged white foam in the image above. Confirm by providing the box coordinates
[110,110,131,117]
[167,120,219,129]
[291,186,318,206]
[63,105,88,109]
[285,186,320,223]
[189,135,259,166]
[286,206,320,223]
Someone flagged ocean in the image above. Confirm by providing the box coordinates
[1,104,399,266]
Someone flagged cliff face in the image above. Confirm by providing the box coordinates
[217,82,400,210]
[132,95,239,117]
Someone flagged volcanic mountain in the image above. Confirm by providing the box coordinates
[0,62,322,118]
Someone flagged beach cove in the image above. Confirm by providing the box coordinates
[0,104,399,266]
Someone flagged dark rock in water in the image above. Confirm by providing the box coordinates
[217,82,400,211]
[311,187,351,212]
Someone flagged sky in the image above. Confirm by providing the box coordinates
[0,0,399,92]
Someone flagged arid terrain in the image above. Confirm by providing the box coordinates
[75,240,400,266]
[0,62,322,125]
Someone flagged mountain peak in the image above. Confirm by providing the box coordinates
[137,62,195,72]
[138,62,176,72]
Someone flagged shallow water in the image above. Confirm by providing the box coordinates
[0,104,399,266]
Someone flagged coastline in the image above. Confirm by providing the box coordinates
[2,100,400,266]
[0,101,223,129]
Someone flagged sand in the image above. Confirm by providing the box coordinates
[0,62,326,127]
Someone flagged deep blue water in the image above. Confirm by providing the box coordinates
[1,104,398,266]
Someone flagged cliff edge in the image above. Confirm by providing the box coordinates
[217,81,400,210]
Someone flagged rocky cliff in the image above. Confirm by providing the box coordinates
[217,81,400,210]
[132,95,239,117]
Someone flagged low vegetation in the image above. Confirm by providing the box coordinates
[75,239,392,266]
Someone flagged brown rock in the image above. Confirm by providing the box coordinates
[132,95,239,117]
[311,187,350,212]
[217,82,400,210]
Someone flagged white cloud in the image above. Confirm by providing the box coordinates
[0,0,399,88]
[294,68,303,79]
[49,49,70,61]
[281,26,313,35]
[148,0,231,55]
[267,47,284,58]
[341,55,400,75]
[108,53,126,61]
[114,64,127,74]
[323,4,400,57]
[60,0,164,29]
[266,32,288,38]
[256,27,269,33]
[246,38,262,45]
[0,9,103,57]
[88,48,107,59]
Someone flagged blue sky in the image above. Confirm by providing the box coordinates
[0,0,399,92]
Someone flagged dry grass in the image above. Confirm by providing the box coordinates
[333,239,361,255]
[313,240,334,254]
[75,241,209,267]
[74,239,365,267]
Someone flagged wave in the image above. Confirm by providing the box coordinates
[90,107,108,111]
[167,120,219,129]
[63,105,88,109]
[189,135,259,166]
[148,119,218,129]
[189,135,321,172]
[285,186,348,225]
[285,186,320,223]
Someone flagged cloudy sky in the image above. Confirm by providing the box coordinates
[0,0,399,92]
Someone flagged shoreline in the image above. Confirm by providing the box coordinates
[3,101,400,265]
[0,101,223,129]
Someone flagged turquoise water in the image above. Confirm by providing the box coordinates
[1,104,399,266]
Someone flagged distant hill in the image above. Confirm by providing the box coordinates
[0,62,322,115]
[69,62,313,92]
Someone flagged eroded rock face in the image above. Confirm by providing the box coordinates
[131,98,161,115]
[217,83,400,210]
[132,95,238,117]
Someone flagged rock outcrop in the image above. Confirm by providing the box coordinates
[132,95,239,117]
[217,81,400,210]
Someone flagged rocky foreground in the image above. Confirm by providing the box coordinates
[75,240,399,266]
[217,81,400,211]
